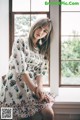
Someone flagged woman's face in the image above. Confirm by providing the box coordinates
[33,25,49,40]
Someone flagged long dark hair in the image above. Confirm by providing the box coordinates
[28,18,53,59]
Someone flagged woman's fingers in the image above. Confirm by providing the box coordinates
[35,87,51,102]
[44,95,50,102]
[39,95,45,102]
[39,94,51,102]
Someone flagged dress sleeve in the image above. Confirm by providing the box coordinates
[12,38,29,74]
[35,59,49,78]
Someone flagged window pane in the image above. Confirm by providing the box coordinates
[12,0,49,12]
[14,14,30,39]
[61,0,80,11]
[61,37,80,60]
[61,12,80,35]
[12,0,30,12]
[14,14,47,40]
[61,61,80,85]
[61,37,80,85]
[31,0,49,11]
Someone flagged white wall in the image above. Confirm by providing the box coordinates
[0,0,9,79]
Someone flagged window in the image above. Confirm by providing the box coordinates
[60,0,80,86]
[48,0,80,96]
[9,0,50,85]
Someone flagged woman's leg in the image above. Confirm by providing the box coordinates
[41,106,54,120]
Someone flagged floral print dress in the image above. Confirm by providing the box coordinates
[0,38,54,119]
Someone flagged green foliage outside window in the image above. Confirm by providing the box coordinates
[61,34,80,77]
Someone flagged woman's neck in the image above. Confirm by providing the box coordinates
[32,38,38,47]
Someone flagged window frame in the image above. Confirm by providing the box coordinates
[59,0,80,87]
[9,0,50,86]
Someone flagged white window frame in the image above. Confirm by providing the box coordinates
[50,0,59,95]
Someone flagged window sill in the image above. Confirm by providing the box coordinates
[55,88,80,102]
[44,87,80,102]
[53,88,80,115]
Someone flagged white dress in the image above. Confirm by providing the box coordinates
[0,38,54,119]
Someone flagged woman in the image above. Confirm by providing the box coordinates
[0,18,54,120]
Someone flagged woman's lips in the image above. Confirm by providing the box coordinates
[37,34,40,36]
[36,34,40,37]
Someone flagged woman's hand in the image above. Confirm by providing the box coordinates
[35,86,44,99]
[35,87,51,102]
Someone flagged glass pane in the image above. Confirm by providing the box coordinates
[14,14,47,40]
[31,0,49,11]
[14,14,30,40]
[12,0,30,12]
[61,37,80,60]
[61,12,80,35]
[12,0,49,12]
[61,61,80,85]
[61,37,80,85]
[61,0,80,11]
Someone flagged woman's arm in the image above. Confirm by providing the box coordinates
[21,73,37,93]
[36,75,44,88]
[35,75,45,99]
[35,75,51,102]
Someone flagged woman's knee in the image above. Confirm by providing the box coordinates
[47,109,54,120]
[41,106,54,120]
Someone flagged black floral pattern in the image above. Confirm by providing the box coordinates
[8,73,13,80]
[10,80,16,87]
[9,92,13,97]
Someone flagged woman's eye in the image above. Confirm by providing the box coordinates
[44,30,48,33]
[39,26,42,29]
